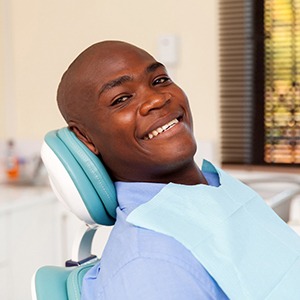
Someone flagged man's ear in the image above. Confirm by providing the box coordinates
[69,125,99,155]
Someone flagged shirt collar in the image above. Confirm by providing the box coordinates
[115,182,166,214]
[114,166,220,215]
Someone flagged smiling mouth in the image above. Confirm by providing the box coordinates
[144,118,180,140]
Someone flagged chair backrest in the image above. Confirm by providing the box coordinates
[41,127,118,226]
[32,127,118,299]
[32,261,99,300]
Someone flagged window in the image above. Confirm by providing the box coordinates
[220,0,300,166]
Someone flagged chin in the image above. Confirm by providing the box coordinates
[164,142,196,165]
[177,137,197,154]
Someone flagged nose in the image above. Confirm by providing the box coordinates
[139,91,171,116]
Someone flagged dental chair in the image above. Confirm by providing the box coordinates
[32,128,118,300]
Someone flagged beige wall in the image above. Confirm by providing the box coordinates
[1,0,220,158]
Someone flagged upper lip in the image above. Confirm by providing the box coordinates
[140,113,183,140]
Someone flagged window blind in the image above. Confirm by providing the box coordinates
[264,0,300,164]
[220,0,300,165]
[219,0,255,164]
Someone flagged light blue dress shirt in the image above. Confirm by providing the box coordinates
[81,172,228,300]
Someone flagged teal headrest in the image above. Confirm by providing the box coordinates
[41,127,117,226]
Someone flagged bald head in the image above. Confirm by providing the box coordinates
[57,41,154,125]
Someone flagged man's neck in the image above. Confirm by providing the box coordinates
[148,161,208,186]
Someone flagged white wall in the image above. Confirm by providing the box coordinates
[0,0,220,161]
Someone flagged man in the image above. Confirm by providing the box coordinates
[57,40,228,299]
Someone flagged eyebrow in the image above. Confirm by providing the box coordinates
[99,75,132,96]
[98,62,166,96]
[146,62,165,73]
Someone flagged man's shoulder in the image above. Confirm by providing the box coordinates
[99,216,206,280]
[82,216,225,300]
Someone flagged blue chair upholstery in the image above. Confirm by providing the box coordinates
[33,261,99,300]
[32,128,117,299]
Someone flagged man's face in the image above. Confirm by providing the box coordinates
[74,43,197,182]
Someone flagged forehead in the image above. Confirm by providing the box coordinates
[89,45,157,84]
[64,43,159,116]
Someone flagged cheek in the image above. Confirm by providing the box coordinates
[182,98,193,128]
[173,87,192,118]
[92,117,135,161]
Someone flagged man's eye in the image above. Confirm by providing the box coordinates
[153,77,171,85]
[111,95,131,106]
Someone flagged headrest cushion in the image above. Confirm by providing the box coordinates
[41,128,117,226]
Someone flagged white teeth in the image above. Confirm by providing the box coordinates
[152,130,159,136]
[162,124,169,130]
[146,118,179,140]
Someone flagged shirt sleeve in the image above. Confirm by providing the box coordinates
[98,257,228,300]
